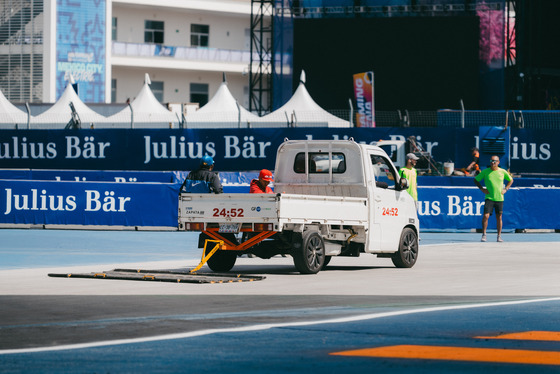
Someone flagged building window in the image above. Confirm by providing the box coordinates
[112,17,117,41]
[111,79,117,103]
[145,20,164,44]
[191,24,209,47]
[151,81,164,102]
[190,83,208,106]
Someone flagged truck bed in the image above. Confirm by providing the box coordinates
[179,193,368,232]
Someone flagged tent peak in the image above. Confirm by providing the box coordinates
[300,70,306,84]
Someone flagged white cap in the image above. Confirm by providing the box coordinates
[406,153,419,160]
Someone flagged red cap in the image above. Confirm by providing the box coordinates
[259,169,274,182]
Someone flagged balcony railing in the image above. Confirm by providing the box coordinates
[112,41,253,64]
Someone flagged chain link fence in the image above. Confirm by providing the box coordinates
[3,108,560,130]
[329,109,560,129]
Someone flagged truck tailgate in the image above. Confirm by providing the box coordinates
[179,193,278,224]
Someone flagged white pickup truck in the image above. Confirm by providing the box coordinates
[179,139,419,274]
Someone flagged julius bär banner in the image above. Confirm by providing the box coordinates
[0,128,557,175]
[1,180,558,230]
[0,180,179,228]
[353,71,375,127]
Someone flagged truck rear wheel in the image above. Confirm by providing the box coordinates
[391,227,418,268]
[206,248,237,272]
[293,230,325,274]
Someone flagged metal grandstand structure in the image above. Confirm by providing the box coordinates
[0,0,43,103]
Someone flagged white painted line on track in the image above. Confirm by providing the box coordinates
[2,297,559,355]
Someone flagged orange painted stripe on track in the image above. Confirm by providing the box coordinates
[475,331,560,342]
[331,345,560,365]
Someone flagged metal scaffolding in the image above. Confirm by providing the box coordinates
[249,0,273,116]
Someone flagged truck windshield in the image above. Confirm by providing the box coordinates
[370,154,396,188]
[294,152,346,174]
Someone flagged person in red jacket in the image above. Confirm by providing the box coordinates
[250,169,274,193]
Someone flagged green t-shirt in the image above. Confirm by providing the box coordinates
[399,167,418,201]
[475,167,513,202]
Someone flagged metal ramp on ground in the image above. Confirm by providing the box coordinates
[48,268,265,284]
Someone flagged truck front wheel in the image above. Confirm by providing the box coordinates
[391,227,418,268]
[293,230,325,274]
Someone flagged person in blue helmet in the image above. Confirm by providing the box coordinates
[181,155,223,194]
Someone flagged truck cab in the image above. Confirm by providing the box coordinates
[274,140,418,255]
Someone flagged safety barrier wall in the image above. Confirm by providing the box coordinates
[0,180,180,229]
[1,178,558,231]
[417,187,560,231]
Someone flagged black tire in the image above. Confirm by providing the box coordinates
[292,230,325,274]
[391,227,419,268]
[206,247,237,272]
[322,256,332,269]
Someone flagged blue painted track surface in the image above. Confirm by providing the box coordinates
[1,229,559,373]
[2,298,560,373]
[1,229,558,270]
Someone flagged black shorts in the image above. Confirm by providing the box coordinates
[484,200,504,215]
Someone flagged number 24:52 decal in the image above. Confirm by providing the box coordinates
[382,207,399,216]
[213,208,244,217]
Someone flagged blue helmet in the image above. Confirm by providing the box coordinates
[200,155,214,167]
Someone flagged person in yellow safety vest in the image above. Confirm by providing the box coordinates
[474,155,514,243]
[399,153,419,202]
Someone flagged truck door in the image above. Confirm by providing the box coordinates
[368,152,408,252]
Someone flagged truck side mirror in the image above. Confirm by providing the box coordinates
[400,178,409,190]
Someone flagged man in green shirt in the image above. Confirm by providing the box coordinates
[399,153,419,202]
[474,155,514,242]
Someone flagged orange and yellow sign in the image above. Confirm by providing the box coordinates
[353,71,375,127]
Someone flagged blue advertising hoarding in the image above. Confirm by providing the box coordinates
[417,187,560,231]
[56,0,106,102]
[0,180,179,228]
[0,127,557,175]
[0,178,558,230]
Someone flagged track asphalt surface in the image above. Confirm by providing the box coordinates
[0,229,559,373]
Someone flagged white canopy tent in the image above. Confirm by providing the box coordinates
[255,71,350,128]
[31,82,109,129]
[184,78,259,128]
[0,89,28,129]
[102,74,180,129]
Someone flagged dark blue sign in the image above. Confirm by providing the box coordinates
[0,128,557,175]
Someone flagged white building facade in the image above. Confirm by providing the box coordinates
[0,0,253,109]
